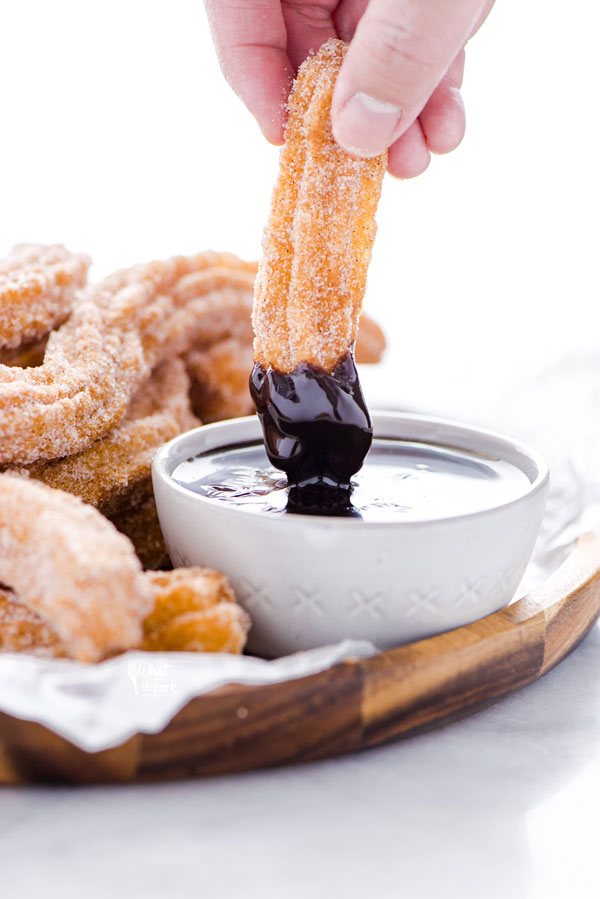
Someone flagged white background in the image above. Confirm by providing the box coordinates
[2,3,600,897]
[2,0,598,415]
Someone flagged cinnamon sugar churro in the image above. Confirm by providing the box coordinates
[143,569,250,653]
[354,314,386,366]
[184,313,385,424]
[17,358,199,568]
[0,251,255,465]
[0,478,249,660]
[250,39,386,494]
[0,243,90,351]
[0,568,250,659]
[0,475,153,662]
[0,587,66,658]
[22,358,198,510]
[186,337,254,422]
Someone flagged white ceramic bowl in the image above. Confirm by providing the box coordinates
[152,413,548,657]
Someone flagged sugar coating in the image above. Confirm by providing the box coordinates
[20,358,199,509]
[0,243,90,350]
[186,337,254,422]
[0,565,250,659]
[0,251,257,465]
[0,475,153,662]
[0,587,65,657]
[143,568,250,653]
[252,39,386,372]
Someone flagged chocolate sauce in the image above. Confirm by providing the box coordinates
[249,352,372,498]
[171,439,530,522]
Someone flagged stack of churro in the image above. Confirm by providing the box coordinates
[0,40,386,661]
[0,241,384,659]
[0,475,250,661]
[1,239,384,568]
[0,245,264,659]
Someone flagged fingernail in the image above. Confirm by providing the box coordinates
[333,92,403,157]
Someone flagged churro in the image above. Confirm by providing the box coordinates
[0,251,256,465]
[185,315,385,424]
[14,358,198,567]
[0,475,152,662]
[0,587,65,658]
[108,493,171,570]
[354,314,386,366]
[22,358,198,509]
[0,243,90,351]
[0,563,248,660]
[143,569,250,653]
[186,337,254,423]
[250,39,386,493]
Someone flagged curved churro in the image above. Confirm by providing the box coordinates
[185,311,385,424]
[143,569,250,653]
[0,564,249,659]
[0,251,255,465]
[15,358,199,568]
[250,39,386,491]
[0,243,90,350]
[355,314,386,366]
[186,337,254,423]
[22,358,199,509]
[0,475,153,662]
[0,587,66,658]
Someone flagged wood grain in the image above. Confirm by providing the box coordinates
[1,535,599,784]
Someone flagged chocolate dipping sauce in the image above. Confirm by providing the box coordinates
[171,439,530,522]
[249,352,372,497]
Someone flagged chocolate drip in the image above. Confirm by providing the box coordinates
[249,352,373,496]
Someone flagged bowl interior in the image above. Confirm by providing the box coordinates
[153,411,548,523]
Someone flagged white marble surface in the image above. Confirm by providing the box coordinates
[1,624,599,899]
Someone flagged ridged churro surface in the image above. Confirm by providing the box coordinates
[22,358,199,509]
[0,252,255,465]
[0,243,90,350]
[252,39,386,373]
[0,475,152,662]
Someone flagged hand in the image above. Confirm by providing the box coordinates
[204,0,494,178]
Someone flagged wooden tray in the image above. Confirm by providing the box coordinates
[1,534,600,785]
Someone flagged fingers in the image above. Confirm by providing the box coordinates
[388,121,430,179]
[333,0,369,41]
[418,50,466,156]
[204,0,293,144]
[331,0,486,157]
[281,1,338,70]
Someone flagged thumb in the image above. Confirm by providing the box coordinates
[332,0,485,157]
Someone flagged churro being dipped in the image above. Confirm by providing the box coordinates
[250,39,386,501]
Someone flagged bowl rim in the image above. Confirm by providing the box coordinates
[152,411,549,529]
